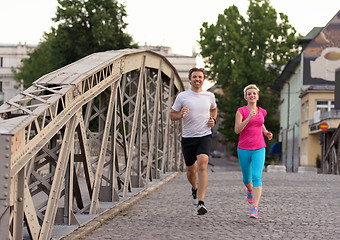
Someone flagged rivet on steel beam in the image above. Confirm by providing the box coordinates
[4,184,8,188]
[4,192,8,197]
[6,138,10,142]
[5,145,10,150]
[4,175,9,179]
[3,202,8,207]
[5,154,9,158]
[5,163,9,168]
[18,197,23,202]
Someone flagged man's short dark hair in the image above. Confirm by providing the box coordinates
[188,68,206,80]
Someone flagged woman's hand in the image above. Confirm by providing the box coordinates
[264,131,273,140]
[247,109,256,121]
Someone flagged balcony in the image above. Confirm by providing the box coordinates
[309,109,340,133]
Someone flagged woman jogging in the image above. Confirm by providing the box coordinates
[234,84,272,218]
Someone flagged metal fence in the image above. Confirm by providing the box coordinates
[0,49,185,239]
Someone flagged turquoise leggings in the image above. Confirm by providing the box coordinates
[237,148,265,187]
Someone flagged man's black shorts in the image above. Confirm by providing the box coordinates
[181,134,212,166]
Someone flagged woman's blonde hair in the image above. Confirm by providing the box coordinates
[243,84,260,98]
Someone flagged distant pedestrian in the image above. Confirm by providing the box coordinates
[234,84,273,218]
[170,68,217,215]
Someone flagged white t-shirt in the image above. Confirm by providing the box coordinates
[172,89,217,138]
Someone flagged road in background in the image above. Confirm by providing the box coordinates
[208,155,241,172]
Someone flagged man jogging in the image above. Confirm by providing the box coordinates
[170,68,217,215]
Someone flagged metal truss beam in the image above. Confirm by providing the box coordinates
[0,49,184,240]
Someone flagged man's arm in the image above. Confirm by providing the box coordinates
[170,106,189,121]
[170,109,182,121]
[210,107,217,120]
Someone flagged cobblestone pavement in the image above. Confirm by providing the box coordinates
[79,160,340,240]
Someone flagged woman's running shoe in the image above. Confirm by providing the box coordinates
[247,189,253,204]
[249,205,258,218]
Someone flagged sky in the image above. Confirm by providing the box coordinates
[1,0,339,58]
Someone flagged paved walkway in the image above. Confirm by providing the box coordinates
[65,159,340,240]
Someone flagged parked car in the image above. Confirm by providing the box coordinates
[210,150,223,158]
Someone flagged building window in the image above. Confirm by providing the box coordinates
[316,100,334,114]
[0,57,3,67]
[302,102,306,121]
[301,101,309,122]
[306,104,309,121]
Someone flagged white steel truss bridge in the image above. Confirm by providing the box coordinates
[0,49,185,239]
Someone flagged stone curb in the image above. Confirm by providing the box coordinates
[60,172,180,240]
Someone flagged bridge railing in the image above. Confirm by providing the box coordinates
[0,49,185,240]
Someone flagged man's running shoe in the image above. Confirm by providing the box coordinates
[247,189,253,204]
[192,188,198,205]
[249,205,258,218]
[197,202,207,215]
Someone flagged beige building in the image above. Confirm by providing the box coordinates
[139,45,196,90]
[300,86,339,168]
[0,43,36,105]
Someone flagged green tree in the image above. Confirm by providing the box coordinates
[15,0,137,88]
[199,0,300,154]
